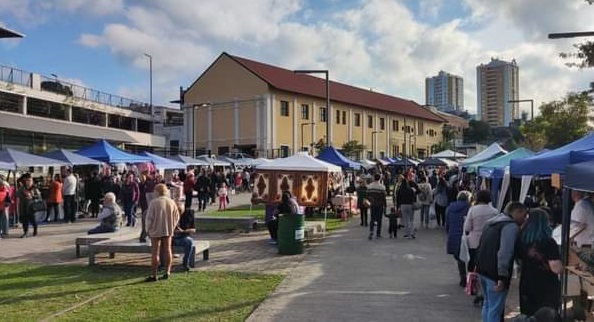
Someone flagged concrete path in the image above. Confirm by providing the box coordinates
[248,219,483,322]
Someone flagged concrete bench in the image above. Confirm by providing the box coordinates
[195,216,256,232]
[88,239,210,267]
[75,228,139,258]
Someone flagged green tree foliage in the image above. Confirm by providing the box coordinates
[520,92,593,149]
[463,120,492,144]
[341,140,366,159]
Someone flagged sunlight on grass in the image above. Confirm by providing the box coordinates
[0,264,281,322]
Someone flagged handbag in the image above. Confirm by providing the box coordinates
[413,201,422,210]
[459,235,470,263]
[31,199,46,212]
[362,198,371,208]
[466,271,479,296]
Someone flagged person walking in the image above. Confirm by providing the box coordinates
[194,171,210,212]
[517,208,562,316]
[463,190,499,305]
[86,172,102,218]
[183,172,195,211]
[476,202,528,322]
[218,182,228,211]
[0,178,10,238]
[17,174,41,238]
[120,173,140,227]
[367,174,387,240]
[417,176,433,229]
[433,177,449,228]
[45,174,63,222]
[396,179,416,239]
[446,190,471,287]
[145,184,180,282]
[356,180,369,227]
[62,169,78,223]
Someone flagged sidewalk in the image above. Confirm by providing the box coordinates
[247,219,483,322]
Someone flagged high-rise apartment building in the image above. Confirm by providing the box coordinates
[476,58,519,127]
[425,70,464,113]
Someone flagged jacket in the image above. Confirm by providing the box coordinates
[0,185,9,211]
[98,204,122,230]
[417,182,433,205]
[476,213,520,285]
[355,186,368,209]
[396,183,416,206]
[463,204,499,249]
[47,181,63,204]
[146,196,180,238]
[445,200,470,256]
[366,181,386,209]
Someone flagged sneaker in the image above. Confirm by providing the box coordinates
[411,235,416,239]
[368,234,373,240]
[161,273,170,280]
[144,276,158,282]
[403,235,409,238]
[183,265,192,272]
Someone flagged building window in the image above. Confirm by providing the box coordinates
[301,104,309,120]
[336,110,341,124]
[354,113,361,127]
[280,145,290,158]
[280,101,290,117]
[392,120,399,132]
[367,151,373,159]
[367,115,373,128]
[417,122,424,136]
[379,118,385,130]
[319,107,327,122]
[342,111,347,125]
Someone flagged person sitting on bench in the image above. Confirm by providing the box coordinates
[172,203,196,271]
[88,192,122,234]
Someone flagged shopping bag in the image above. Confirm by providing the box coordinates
[459,235,470,263]
[429,203,436,220]
[466,272,479,296]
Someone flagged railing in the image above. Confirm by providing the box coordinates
[0,63,151,114]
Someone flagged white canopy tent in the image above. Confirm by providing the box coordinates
[460,143,507,166]
[255,152,342,172]
[430,149,466,159]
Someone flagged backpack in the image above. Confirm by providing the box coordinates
[418,185,430,202]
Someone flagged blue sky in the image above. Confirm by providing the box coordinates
[1,0,593,112]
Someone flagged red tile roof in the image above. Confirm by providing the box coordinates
[227,53,445,123]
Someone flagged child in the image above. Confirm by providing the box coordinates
[385,207,400,238]
[218,183,228,211]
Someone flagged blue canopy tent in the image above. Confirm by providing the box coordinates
[316,146,361,170]
[168,155,210,166]
[43,149,103,166]
[76,140,150,164]
[0,149,69,168]
[475,148,535,177]
[0,159,15,170]
[510,133,594,176]
[138,152,186,169]
[389,157,419,167]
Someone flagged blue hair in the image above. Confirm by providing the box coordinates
[521,209,552,246]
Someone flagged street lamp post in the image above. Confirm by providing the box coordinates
[293,70,330,147]
[301,122,315,152]
[508,99,534,121]
[372,131,382,159]
[144,53,153,114]
[191,103,211,157]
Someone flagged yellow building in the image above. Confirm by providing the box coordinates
[183,52,446,159]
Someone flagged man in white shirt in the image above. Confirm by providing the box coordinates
[571,190,594,247]
[62,169,78,223]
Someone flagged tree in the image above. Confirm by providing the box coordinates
[341,140,366,159]
[463,120,492,144]
[559,0,594,69]
[520,92,592,149]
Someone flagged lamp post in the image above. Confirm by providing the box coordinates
[508,99,534,121]
[293,69,330,147]
[144,53,153,114]
[191,103,211,157]
[372,131,382,159]
[301,122,315,152]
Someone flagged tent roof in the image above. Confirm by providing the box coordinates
[256,152,342,172]
[43,149,103,166]
[565,160,594,193]
[419,157,458,167]
[390,157,419,166]
[460,143,507,166]
[0,159,15,170]
[76,140,150,164]
[0,149,68,168]
[216,155,254,166]
[168,155,210,166]
[470,148,534,174]
[359,159,376,169]
[251,158,272,166]
[316,146,361,170]
[139,152,186,169]
[430,149,466,158]
[196,156,231,167]
[510,133,594,176]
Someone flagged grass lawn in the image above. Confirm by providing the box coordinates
[0,264,281,322]
[203,204,265,221]
[305,216,347,232]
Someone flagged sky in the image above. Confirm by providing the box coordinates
[0,0,593,114]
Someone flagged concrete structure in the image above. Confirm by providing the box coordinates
[0,64,165,152]
[184,53,446,159]
[425,70,464,113]
[153,106,184,155]
[476,58,520,127]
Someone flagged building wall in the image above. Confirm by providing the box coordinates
[476,58,519,127]
[425,71,464,112]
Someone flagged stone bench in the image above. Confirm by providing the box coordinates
[88,239,210,267]
[195,216,256,232]
[75,227,139,258]
[304,221,326,240]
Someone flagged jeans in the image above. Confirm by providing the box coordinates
[0,209,8,236]
[184,193,193,210]
[435,204,447,227]
[369,206,384,237]
[63,195,76,223]
[359,207,368,226]
[123,202,136,226]
[198,192,208,211]
[88,224,117,234]
[420,204,430,227]
[480,275,508,322]
[173,236,195,267]
[400,204,414,237]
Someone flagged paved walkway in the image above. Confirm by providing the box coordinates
[248,219,484,322]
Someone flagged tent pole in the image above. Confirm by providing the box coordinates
[560,187,571,318]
